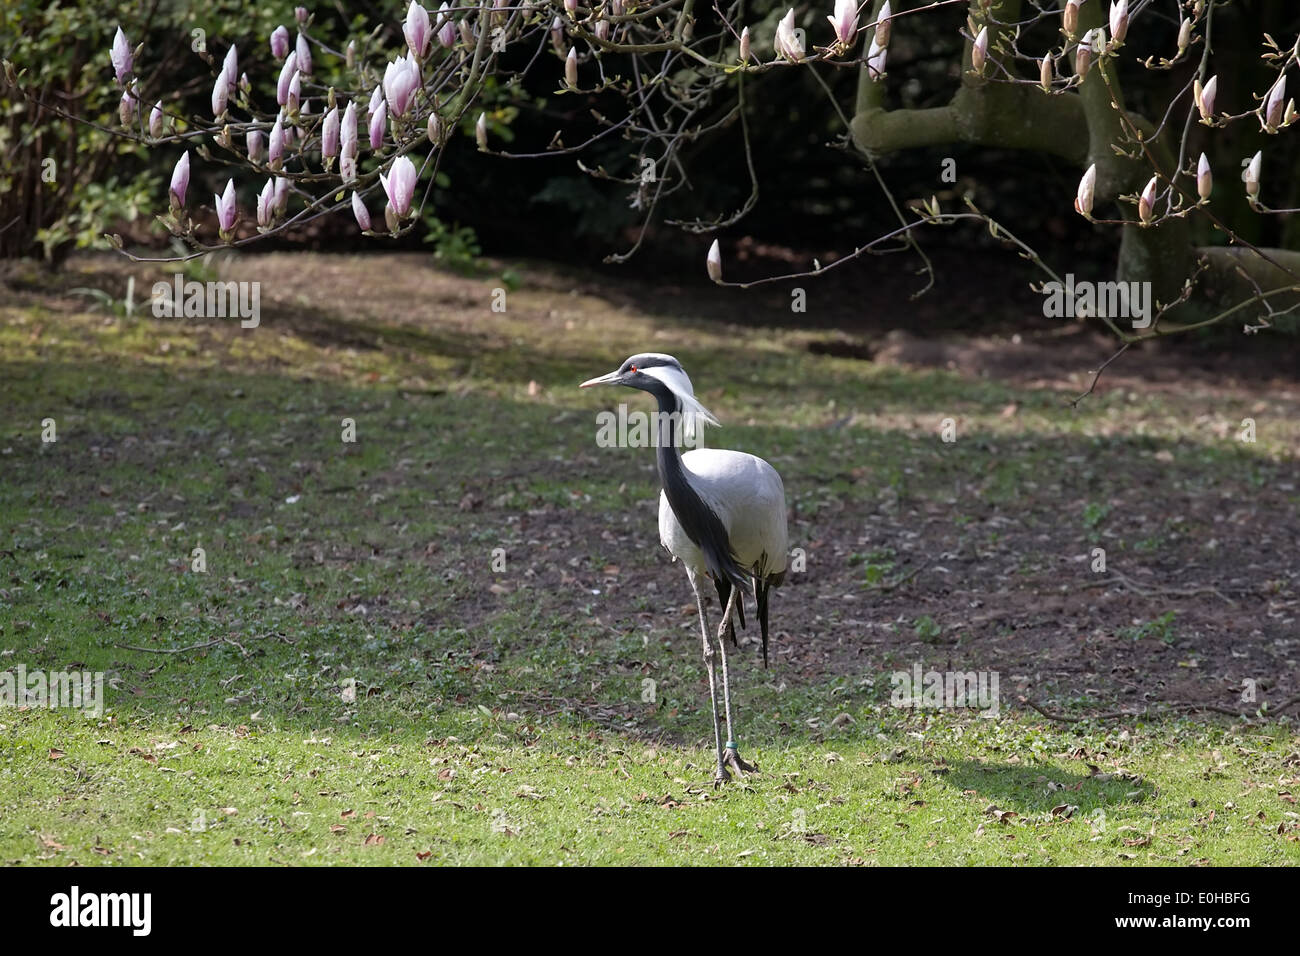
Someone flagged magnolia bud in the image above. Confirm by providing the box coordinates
[706,239,722,283]
[212,73,229,118]
[1075,29,1096,79]
[119,87,136,126]
[551,16,565,56]
[1196,75,1217,122]
[347,40,356,69]
[1138,175,1157,223]
[427,110,441,144]
[215,178,237,236]
[352,191,371,231]
[1039,54,1053,92]
[385,202,400,233]
[270,25,290,60]
[971,26,988,75]
[296,32,312,75]
[149,101,164,138]
[875,0,891,48]
[1264,74,1286,129]
[1244,150,1261,199]
[1109,0,1128,46]
[247,129,264,162]
[475,111,488,150]
[1075,164,1096,218]
[739,26,750,63]
[1062,0,1079,37]
[1196,153,1212,200]
[257,178,276,228]
[269,113,285,169]
[1176,18,1190,54]
[565,46,578,88]
[169,151,190,209]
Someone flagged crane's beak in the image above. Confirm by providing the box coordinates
[579,370,624,389]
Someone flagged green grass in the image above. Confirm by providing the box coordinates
[2,252,1298,866]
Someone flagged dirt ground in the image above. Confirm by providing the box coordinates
[4,249,1299,722]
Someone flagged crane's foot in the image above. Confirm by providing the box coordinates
[723,747,757,776]
[712,763,730,789]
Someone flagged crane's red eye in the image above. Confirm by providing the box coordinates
[630,365,637,372]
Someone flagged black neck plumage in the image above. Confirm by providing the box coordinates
[643,382,750,592]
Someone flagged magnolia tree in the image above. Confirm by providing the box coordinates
[18,0,1300,374]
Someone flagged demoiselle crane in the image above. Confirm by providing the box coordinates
[580,353,788,785]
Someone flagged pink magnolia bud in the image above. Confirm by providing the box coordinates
[286,70,302,113]
[706,239,722,283]
[1076,28,1098,79]
[369,100,387,149]
[1040,54,1053,92]
[270,25,290,60]
[119,87,136,126]
[247,129,264,162]
[240,72,251,95]
[1062,0,1080,37]
[212,73,229,118]
[277,52,298,106]
[1196,153,1212,200]
[296,33,312,75]
[971,26,988,75]
[295,7,309,24]
[1109,0,1128,45]
[1176,18,1191,54]
[459,19,474,48]
[827,0,857,52]
[867,36,887,79]
[269,113,286,169]
[564,0,577,14]
[875,1,891,48]
[341,154,357,183]
[110,26,132,84]
[274,177,289,215]
[565,46,578,87]
[1138,175,1158,223]
[322,106,340,162]
[1264,74,1286,129]
[405,1,431,57]
[739,26,750,63]
[341,102,357,158]
[222,45,238,94]
[380,155,418,218]
[1075,163,1096,218]
[594,17,609,42]
[775,9,804,62]
[149,101,164,138]
[216,179,237,235]
[169,151,190,208]
[1244,150,1261,198]
[439,4,457,48]
[257,178,276,228]
[427,110,441,144]
[1196,75,1217,121]
[475,111,488,150]
[352,191,371,231]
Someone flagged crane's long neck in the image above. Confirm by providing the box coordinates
[642,382,749,592]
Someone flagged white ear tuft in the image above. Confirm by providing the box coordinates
[640,364,720,439]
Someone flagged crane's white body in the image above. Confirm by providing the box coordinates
[658,448,788,581]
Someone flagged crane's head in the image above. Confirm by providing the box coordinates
[580,352,720,431]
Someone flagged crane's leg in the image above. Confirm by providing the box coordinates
[688,571,728,785]
[714,585,757,777]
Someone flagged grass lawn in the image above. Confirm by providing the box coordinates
[1,252,1298,865]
